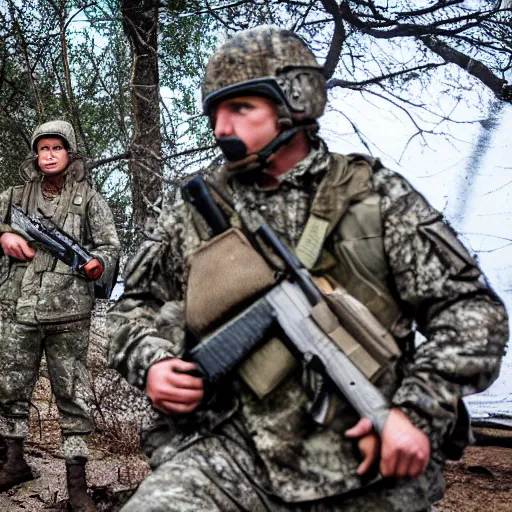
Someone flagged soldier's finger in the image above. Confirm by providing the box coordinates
[11,244,27,260]
[395,451,413,478]
[21,244,36,259]
[407,450,427,478]
[356,435,379,475]
[170,359,200,373]
[161,386,204,404]
[167,368,204,389]
[345,417,373,438]
[158,399,202,415]
[380,444,399,477]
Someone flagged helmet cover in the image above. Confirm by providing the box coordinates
[202,26,327,123]
[31,120,77,153]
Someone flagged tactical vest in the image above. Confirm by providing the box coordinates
[0,179,94,323]
[185,153,404,399]
[185,153,472,459]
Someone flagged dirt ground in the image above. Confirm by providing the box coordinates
[0,438,509,510]
[434,445,512,512]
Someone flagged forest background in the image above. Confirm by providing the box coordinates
[0,0,512,510]
[0,1,511,508]
[1,0,511,424]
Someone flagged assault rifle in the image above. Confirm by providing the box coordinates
[10,205,103,281]
[182,176,393,433]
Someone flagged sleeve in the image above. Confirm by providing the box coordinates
[85,191,121,271]
[377,170,508,446]
[107,203,189,390]
[0,188,13,236]
[0,188,15,260]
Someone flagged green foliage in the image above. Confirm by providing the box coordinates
[2,0,509,250]
[158,10,217,150]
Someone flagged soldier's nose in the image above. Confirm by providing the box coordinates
[214,108,233,138]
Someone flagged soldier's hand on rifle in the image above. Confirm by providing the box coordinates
[345,417,380,475]
[345,408,430,478]
[0,232,36,261]
[83,258,103,280]
[146,358,204,415]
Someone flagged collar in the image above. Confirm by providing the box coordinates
[253,140,331,191]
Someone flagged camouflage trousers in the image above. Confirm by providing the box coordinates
[0,306,92,439]
[122,424,444,512]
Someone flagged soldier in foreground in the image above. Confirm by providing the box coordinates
[108,27,508,511]
[0,120,120,510]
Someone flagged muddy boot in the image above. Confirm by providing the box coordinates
[66,459,95,511]
[0,438,34,492]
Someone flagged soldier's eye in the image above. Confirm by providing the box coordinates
[233,102,252,113]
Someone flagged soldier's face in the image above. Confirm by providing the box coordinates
[213,96,280,155]
[37,137,69,175]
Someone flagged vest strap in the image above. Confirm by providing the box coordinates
[296,154,374,269]
[295,215,329,269]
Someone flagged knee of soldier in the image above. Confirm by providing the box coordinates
[122,460,218,512]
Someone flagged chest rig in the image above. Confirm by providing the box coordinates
[184,153,402,399]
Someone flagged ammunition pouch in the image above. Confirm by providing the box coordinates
[311,277,400,382]
[238,278,401,403]
[185,228,277,338]
[186,228,299,398]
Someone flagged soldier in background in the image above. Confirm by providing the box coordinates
[108,27,508,511]
[0,120,120,511]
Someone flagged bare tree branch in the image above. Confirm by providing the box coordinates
[320,0,346,79]
[89,151,132,170]
[420,36,512,102]
[326,63,442,90]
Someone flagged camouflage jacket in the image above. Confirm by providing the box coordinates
[0,158,120,324]
[108,144,508,502]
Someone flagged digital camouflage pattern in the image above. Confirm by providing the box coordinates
[0,158,120,324]
[202,26,327,122]
[0,314,92,439]
[122,419,440,512]
[0,155,120,445]
[108,142,508,510]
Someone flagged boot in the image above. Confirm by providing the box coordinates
[66,459,95,511]
[0,438,34,492]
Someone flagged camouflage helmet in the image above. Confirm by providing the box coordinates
[202,26,327,125]
[31,120,77,153]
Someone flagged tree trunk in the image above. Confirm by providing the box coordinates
[121,0,162,229]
